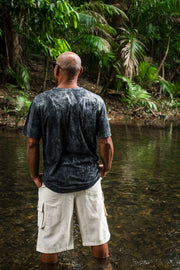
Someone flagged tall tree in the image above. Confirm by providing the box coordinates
[0,0,78,71]
[69,1,128,86]
[0,0,33,69]
[126,0,180,80]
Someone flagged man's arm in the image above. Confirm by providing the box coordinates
[27,137,42,188]
[99,136,114,178]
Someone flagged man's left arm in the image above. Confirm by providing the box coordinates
[27,137,42,188]
[99,136,114,178]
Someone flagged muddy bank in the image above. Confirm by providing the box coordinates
[1,106,180,130]
[1,101,180,131]
[1,76,180,130]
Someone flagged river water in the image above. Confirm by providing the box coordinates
[0,124,179,270]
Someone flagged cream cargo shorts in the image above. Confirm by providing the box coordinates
[36,179,110,253]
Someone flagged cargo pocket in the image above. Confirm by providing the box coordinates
[38,200,64,230]
[37,202,45,229]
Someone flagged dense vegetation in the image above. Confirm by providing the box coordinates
[0,0,180,120]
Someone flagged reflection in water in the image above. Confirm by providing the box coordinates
[0,126,179,269]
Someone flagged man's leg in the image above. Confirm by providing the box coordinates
[91,243,112,269]
[40,253,58,270]
[37,186,74,263]
[76,180,110,257]
[91,242,109,259]
[41,253,58,264]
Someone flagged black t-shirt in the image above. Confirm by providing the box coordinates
[23,87,111,193]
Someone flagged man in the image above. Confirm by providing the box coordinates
[23,52,113,269]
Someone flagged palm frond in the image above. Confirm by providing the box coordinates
[84,10,109,25]
[97,24,117,37]
[119,27,146,79]
[75,35,111,54]
[79,13,97,27]
[78,12,116,39]
[90,26,114,41]
[77,1,128,20]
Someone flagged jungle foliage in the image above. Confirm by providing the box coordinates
[0,0,180,114]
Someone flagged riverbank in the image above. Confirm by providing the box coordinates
[0,67,180,130]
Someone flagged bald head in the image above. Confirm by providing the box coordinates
[56,52,82,79]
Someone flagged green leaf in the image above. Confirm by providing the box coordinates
[136,62,158,88]
[159,79,174,100]
[76,35,111,54]
[79,13,97,27]
[117,75,158,111]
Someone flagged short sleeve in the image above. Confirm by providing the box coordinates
[96,101,111,138]
[23,99,42,139]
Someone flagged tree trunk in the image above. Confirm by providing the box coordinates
[162,65,165,79]
[96,69,101,89]
[43,57,49,91]
[157,37,170,75]
[11,27,22,69]
[4,14,22,70]
[100,71,115,96]
[4,27,10,69]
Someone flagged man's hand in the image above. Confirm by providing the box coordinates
[33,173,43,188]
[99,164,108,178]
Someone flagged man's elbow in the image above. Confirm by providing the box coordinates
[100,137,114,152]
[100,136,113,145]
[27,138,40,149]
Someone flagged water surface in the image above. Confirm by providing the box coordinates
[0,125,179,269]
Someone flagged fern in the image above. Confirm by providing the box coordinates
[159,79,175,100]
[136,62,158,88]
[117,75,158,111]
[15,96,31,112]
[13,95,31,127]
[9,64,30,91]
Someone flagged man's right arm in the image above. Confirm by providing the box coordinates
[27,137,42,188]
[99,136,114,178]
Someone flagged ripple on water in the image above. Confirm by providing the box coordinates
[0,127,179,269]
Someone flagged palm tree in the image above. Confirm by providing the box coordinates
[118,26,146,80]
[68,1,128,86]
[127,0,180,80]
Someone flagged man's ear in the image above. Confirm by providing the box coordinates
[56,66,60,76]
[54,65,59,81]
[78,67,83,77]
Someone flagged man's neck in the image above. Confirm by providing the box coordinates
[57,78,78,89]
[57,83,78,89]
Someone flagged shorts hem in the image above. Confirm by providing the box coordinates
[36,245,74,254]
[82,235,110,247]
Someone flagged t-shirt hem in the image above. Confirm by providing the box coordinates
[22,130,41,139]
[97,132,111,139]
[43,176,100,193]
